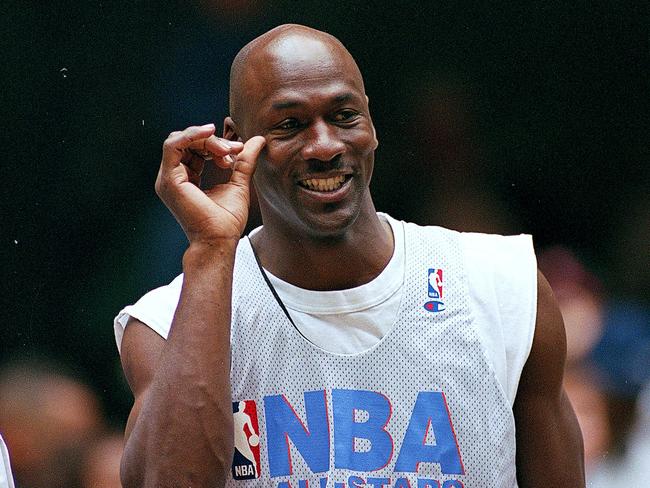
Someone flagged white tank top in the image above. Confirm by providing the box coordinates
[256,214,405,357]
[114,216,537,487]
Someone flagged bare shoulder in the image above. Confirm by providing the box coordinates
[119,317,167,444]
[518,270,567,396]
[120,317,166,398]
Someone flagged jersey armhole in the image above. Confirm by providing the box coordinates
[461,232,537,405]
[113,274,184,354]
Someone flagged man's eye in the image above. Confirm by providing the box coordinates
[333,110,359,122]
[277,119,300,130]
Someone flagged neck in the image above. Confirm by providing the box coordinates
[250,205,394,291]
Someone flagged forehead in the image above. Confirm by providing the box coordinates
[242,36,366,115]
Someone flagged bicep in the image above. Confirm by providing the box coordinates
[513,271,585,487]
[120,317,166,440]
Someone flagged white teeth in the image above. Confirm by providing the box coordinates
[301,175,346,192]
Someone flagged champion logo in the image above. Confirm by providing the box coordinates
[424,268,446,312]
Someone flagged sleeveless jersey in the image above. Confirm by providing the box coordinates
[115,219,537,487]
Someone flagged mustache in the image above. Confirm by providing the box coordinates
[305,155,346,173]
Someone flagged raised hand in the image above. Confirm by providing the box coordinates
[155,124,266,243]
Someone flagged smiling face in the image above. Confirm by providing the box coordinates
[226,27,379,240]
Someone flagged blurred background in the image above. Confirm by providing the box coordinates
[1,0,648,486]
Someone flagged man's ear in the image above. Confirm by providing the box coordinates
[223,116,243,142]
[371,123,379,150]
[365,96,379,150]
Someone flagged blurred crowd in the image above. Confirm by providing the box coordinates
[538,248,650,485]
[0,359,122,487]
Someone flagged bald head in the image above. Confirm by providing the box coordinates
[229,24,365,128]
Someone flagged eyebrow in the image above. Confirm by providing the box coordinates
[271,100,302,111]
[270,92,357,111]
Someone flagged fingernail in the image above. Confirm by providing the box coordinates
[219,140,242,152]
[201,123,215,129]
[224,155,234,165]
[226,140,244,148]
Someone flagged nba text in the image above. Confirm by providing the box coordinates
[236,389,465,485]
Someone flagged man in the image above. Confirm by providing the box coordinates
[0,434,15,488]
[115,24,585,487]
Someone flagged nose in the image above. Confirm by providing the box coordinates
[300,119,346,162]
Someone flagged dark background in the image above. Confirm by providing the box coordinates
[2,1,648,426]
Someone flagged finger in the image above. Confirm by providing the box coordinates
[230,136,266,187]
[184,152,206,185]
[188,135,244,160]
[161,124,216,172]
[212,154,235,170]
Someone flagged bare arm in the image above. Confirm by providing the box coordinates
[119,124,265,487]
[514,270,585,487]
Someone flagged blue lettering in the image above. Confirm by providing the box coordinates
[395,392,463,475]
[333,389,393,471]
[417,481,440,488]
[348,475,365,487]
[366,477,391,488]
[442,481,464,488]
[393,478,412,488]
[265,390,330,477]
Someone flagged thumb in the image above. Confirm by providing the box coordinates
[230,136,266,187]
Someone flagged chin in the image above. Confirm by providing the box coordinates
[297,206,362,241]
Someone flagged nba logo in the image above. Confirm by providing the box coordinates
[232,400,261,479]
[428,269,443,299]
[424,268,445,312]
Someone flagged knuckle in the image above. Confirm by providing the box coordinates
[184,126,200,138]
[164,131,181,145]
[162,139,176,151]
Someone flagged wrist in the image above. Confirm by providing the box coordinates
[182,239,239,270]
